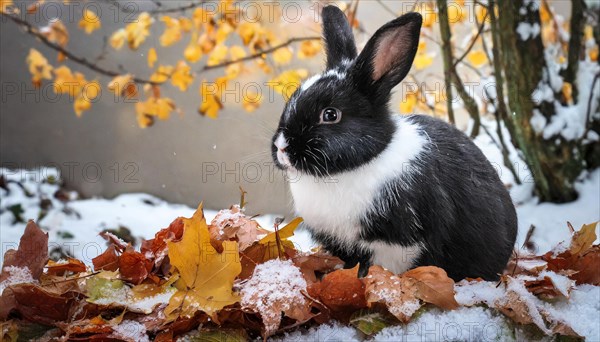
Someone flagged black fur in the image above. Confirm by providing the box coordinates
[271,7,518,281]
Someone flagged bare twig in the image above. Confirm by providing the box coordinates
[376,0,397,17]
[581,72,600,140]
[1,13,160,85]
[149,1,206,15]
[453,12,488,68]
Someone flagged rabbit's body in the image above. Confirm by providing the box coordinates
[290,114,517,280]
[272,7,517,281]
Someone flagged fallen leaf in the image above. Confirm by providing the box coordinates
[0,221,48,282]
[164,204,241,320]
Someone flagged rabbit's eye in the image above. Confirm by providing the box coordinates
[320,107,342,124]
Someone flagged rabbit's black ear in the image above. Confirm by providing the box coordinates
[322,6,357,69]
[351,12,422,98]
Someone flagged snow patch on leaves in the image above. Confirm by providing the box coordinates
[241,258,308,335]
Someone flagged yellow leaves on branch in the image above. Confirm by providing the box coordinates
[150,65,174,84]
[107,74,137,99]
[52,65,100,116]
[26,48,53,88]
[164,204,241,320]
[207,44,228,66]
[110,12,153,50]
[273,46,293,65]
[160,16,184,47]
[40,19,69,62]
[171,61,194,91]
[135,96,176,128]
[78,9,101,34]
[268,69,308,100]
[297,40,322,59]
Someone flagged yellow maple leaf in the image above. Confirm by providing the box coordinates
[109,29,127,50]
[150,65,174,83]
[399,93,418,114]
[164,204,241,320]
[125,12,153,50]
[467,50,487,67]
[268,69,308,100]
[297,40,322,59]
[273,46,293,65]
[147,48,157,68]
[160,16,183,47]
[79,9,101,34]
[207,44,228,67]
[26,48,53,88]
[259,217,302,244]
[414,52,434,70]
[570,222,598,256]
[171,61,194,91]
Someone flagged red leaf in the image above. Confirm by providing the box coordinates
[92,245,120,272]
[119,248,152,285]
[0,221,48,282]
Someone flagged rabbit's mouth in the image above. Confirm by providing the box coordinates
[274,132,294,170]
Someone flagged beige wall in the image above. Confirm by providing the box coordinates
[0,1,570,215]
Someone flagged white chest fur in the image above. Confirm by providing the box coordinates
[288,116,428,273]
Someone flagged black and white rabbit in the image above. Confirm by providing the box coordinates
[271,6,517,281]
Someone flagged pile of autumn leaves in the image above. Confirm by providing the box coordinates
[0,204,598,341]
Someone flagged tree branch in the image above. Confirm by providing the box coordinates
[564,0,587,102]
[437,0,481,138]
[199,36,320,72]
[149,1,206,15]
[1,13,160,85]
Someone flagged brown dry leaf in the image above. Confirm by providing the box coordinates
[209,205,269,251]
[316,265,367,318]
[240,259,312,337]
[292,252,344,284]
[402,266,459,310]
[364,265,420,322]
[140,217,185,271]
[45,258,86,276]
[0,221,48,282]
[569,221,597,256]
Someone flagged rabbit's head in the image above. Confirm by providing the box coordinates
[272,6,422,176]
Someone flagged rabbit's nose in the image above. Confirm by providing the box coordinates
[274,132,289,151]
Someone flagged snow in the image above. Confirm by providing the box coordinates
[273,321,361,342]
[240,259,307,332]
[538,270,574,298]
[516,22,540,41]
[110,320,150,342]
[0,266,35,293]
[90,283,176,314]
[374,307,513,342]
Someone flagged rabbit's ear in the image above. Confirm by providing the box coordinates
[322,6,357,69]
[351,12,422,98]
